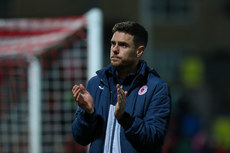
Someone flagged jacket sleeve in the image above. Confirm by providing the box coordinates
[71,76,100,146]
[118,81,171,151]
[72,108,98,145]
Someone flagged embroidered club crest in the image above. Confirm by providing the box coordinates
[138,85,148,95]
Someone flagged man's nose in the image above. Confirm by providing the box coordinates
[112,45,119,54]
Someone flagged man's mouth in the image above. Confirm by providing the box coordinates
[111,56,120,61]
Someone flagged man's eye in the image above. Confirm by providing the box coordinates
[119,43,127,47]
[111,42,115,46]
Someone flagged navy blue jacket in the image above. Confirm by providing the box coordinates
[72,61,171,153]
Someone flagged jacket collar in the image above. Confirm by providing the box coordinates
[96,60,160,87]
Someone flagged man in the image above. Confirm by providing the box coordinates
[72,21,171,153]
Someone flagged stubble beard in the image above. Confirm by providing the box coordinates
[111,60,121,68]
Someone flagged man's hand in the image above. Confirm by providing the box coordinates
[114,84,128,120]
[72,84,94,114]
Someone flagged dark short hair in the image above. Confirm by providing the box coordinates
[112,21,148,48]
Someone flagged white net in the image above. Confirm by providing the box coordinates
[0,58,29,153]
[0,17,89,153]
[40,37,88,153]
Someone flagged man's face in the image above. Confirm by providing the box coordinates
[110,31,139,69]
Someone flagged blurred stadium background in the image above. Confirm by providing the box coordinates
[1,0,230,153]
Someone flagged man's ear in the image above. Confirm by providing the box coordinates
[136,46,145,57]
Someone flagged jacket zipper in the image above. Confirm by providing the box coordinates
[109,117,117,153]
[109,81,117,153]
